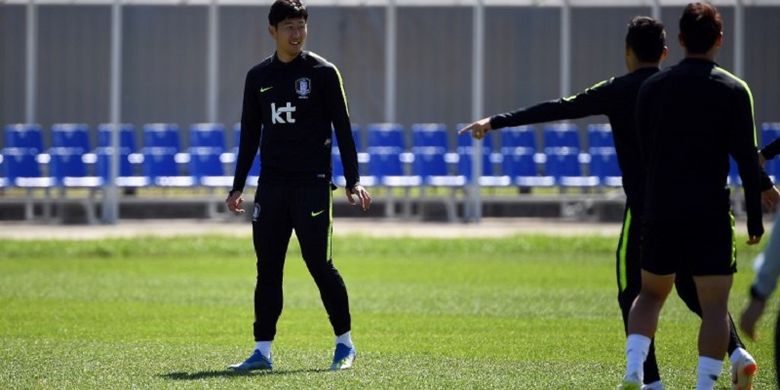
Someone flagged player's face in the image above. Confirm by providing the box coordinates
[270,17,307,62]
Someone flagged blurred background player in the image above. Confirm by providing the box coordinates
[460,15,766,390]
[740,135,780,387]
[225,0,371,372]
[621,3,765,389]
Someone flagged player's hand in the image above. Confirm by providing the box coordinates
[746,235,762,245]
[739,297,766,341]
[225,190,245,214]
[762,186,780,212]
[459,118,492,140]
[759,151,767,168]
[347,185,371,211]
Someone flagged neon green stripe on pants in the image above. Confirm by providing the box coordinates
[618,208,632,293]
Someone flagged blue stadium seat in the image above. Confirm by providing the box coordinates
[411,123,462,186]
[52,123,90,153]
[499,126,552,187]
[545,147,597,187]
[543,123,580,152]
[3,147,53,188]
[142,146,193,187]
[190,146,229,187]
[590,147,622,187]
[49,146,102,188]
[190,123,226,148]
[413,146,464,187]
[143,123,181,148]
[587,123,614,152]
[2,124,51,188]
[457,130,509,186]
[4,124,44,153]
[95,124,144,187]
[501,125,536,149]
[365,123,418,187]
[367,146,420,187]
[367,123,404,149]
[233,123,261,187]
[188,123,230,187]
[142,124,191,186]
[48,123,101,188]
[503,146,553,187]
[411,123,448,148]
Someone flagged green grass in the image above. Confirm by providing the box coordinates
[0,234,776,389]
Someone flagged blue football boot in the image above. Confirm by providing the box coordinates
[330,343,356,371]
[228,350,273,372]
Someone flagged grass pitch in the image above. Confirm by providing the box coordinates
[0,234,776,389]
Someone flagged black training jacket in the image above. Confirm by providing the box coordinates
[636,58,763,237]
[232,51,360,192]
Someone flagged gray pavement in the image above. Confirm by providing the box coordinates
[0,218,624,240]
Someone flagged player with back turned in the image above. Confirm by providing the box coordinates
[620,3,765,389]
[225,0,371,372]
[461,15,769,390]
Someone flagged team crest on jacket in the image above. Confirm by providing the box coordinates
[295,78,311,99]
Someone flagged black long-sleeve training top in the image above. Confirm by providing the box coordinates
[231,51,360,193]
[490,67,658,214]
[636,58,764,237]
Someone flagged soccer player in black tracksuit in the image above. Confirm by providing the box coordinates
[461,16,768,390]
[225,0,371,372]
[622,4,764,390]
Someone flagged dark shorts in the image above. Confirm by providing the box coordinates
[640,214,736,276]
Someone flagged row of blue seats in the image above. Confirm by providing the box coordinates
[2,122,615,153]
[3,122,779,190]
[0,122,617,189]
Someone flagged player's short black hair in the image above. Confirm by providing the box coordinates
[625,16,666,63]
[679,2,722,54]
[268,0,308,27]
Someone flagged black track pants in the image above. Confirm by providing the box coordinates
[251,181,351,341]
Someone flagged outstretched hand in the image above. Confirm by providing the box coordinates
[347,185,372,211]
[458,118,492,140]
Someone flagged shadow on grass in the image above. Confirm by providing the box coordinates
[160,368,330,380]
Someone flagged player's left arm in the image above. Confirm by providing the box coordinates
[730,81,764,243]
[325,65,371,211]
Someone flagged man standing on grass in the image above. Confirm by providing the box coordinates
[620,3,764,389]
[225,0,371,372]
[461,15,768,390]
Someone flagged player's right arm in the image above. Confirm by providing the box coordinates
[227,69,263,214]
[460,78,614,139]
[730,81,764,243]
